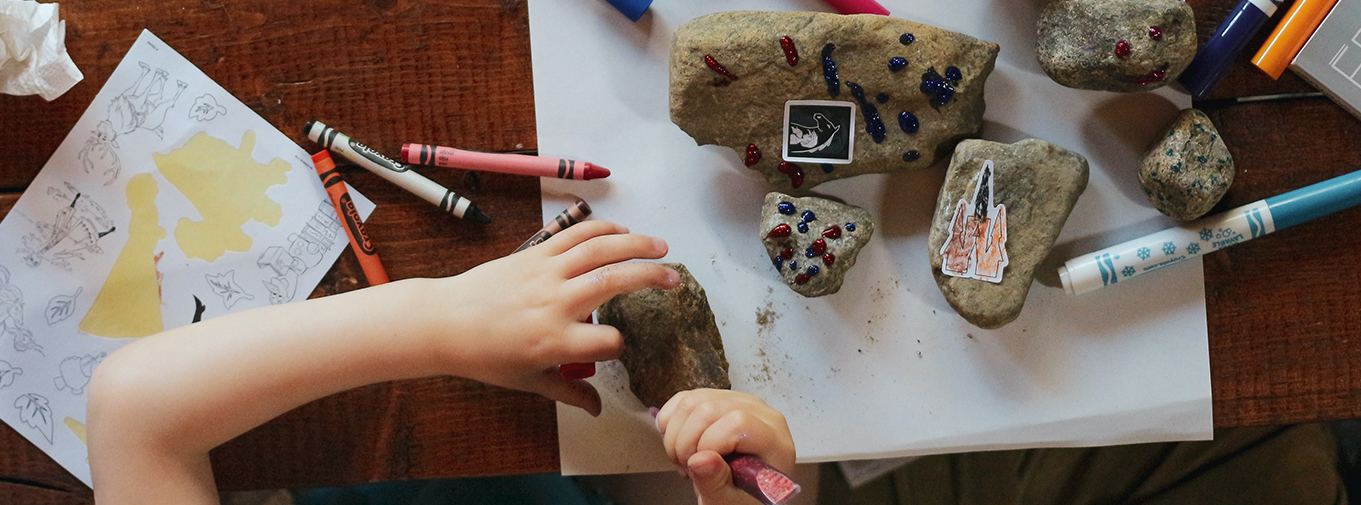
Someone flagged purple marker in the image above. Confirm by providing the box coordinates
[1178,0,1285,97]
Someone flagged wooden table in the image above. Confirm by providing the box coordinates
[1,0,1358,502]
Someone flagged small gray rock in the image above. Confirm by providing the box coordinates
[671,11,999,193]
[1139,109,1235,220]
[760,193,875,297]
[929,139,1089,329]
[1037,0,1195,92]
[596,263,730,409]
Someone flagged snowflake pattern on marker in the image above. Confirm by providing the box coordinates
[1121,266,1136,277]
[1187,243,1201,255]
[1162,242,1176,256]
[1199,228,1213,241]
[1137,247,1151,260]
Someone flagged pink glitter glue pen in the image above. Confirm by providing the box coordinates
[724,453,802,505]
[822,0,890,15]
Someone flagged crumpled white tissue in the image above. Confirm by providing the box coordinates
[0,0,82,101]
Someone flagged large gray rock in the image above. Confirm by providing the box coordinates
[671,11,999,193]
[1139,109,1235,220]
[1037,0,1195,92]
[596,263,730,408]
[760,192,875,297]
[929,139,1089,329]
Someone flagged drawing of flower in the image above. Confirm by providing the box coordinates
[1121,266,1135,277]
[1137,247,1151,260]
[1199,228,1213,241]
[1162,242,1177,256]
[1187,243,1201,255]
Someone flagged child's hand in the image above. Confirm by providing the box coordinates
[425,220,678,417]
[655,389,796,505]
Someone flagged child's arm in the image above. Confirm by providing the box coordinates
[87,221,677,505]
[655,389,797,505]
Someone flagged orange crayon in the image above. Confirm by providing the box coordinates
[313,151,389,286]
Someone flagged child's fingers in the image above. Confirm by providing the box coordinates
[568,263,679,311]
[670,399,738,468]
[557,322,624,364]
[557,234,668,278]
[686,451,748,505]
[696,410,795,471]
[539,220,629,256]
[530,370,604,417]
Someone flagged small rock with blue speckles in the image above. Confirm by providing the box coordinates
[761,192,875,297]
[1139,108,1234,220]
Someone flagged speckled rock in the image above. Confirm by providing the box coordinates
[929,139,1089,329]
[671,11,999,194]
[760,193,874,297]
[1139,109,1235,220]
[596,263,730,408]
[1037,0,1195,92]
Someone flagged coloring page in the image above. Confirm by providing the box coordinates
[0,30,375,486]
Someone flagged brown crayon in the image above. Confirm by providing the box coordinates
[514,200,593,253]
[314,151,389,286]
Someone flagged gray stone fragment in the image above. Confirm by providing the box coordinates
[671,11,999,193]
[760,193,875,297]
[929,139,1089,329]
[1037,0,1195,92]
[1139,109,1235,220]
[596,263,730,408]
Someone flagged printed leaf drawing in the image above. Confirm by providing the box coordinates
[205,270,254,309]
[0,361,22,390]
[189,94,227,121]
[14,393,54,444]
[258,201,339,305]
[18,183,116,270]
[45,287,82,325]
[54,353,105,395]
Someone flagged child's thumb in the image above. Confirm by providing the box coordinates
[688,451,738,505]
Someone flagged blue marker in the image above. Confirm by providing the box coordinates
[604,0,653,22]
[1060,168,1361,295]
[1178,0,1285,98]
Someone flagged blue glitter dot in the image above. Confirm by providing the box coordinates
[802,210,816,222]
[945,66,962,81]
[846,222,857,232]
[777,202,795,215]
[821,164,834,173]
[888,57,908,72]
[876,93,891,104]
[903,151,920,162]
[805,248,817,258]
[807,265,820,276]
[773,256,784,269]
[898,111,919,134]
[899,33,915,45]
[822,44,840,98]
[797,222,809,233]
[790,261,799,270]
[848,82,865,100]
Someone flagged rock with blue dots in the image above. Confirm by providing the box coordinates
[761,192,875,297]
[1138,108,1234,220]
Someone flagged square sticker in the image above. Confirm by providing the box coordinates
[782,100,856,164]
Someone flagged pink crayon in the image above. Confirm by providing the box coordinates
[823,0,890,15]
[402,143,610,181]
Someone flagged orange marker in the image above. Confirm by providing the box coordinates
[313,151,390,286]
[1252,0,1341,79]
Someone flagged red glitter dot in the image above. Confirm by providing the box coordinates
[768,224,792,239]
[795,274,810,285]
[704,54,739,81]
[822,225,842,239]
[811,239,827,255]
[745,144,762,166]
[780,36,799,66]
[780,247,794,260]
[823,253,836,266]
[778,162,805,188]
[1148,26,1163,40]
[1115,40,1131,58]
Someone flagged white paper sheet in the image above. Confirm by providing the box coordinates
[530,0,1211,474]
[0,30,373,485]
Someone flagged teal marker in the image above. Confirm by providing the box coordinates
[1060,168,1361,295]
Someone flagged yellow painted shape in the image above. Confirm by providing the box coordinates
[156,130,290,262]
[64,417,87,445]
[80,174,167,338]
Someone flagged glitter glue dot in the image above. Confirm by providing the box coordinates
[1115,40,1131,58]
[745,144,761,166]
[899,112,919,133]
[848,82,865,100]
[780,248,794,260]
[780,36,799,66]
[888,57,908,72]
[823,253,836,266]
[1148,26,1162,40]
[876,93,891,104]
[903,151,920,162]
[790,261,799,270]
[812,239,827,255]
[822,44,840,98]
[807,265,820,276]
[778,162,805,188]
[773,256,784,269]
[822,225,842,239]
[821,164,835,173]
[795,274,810,285]
[945,66,962,81]
[704,54,739,81]
[802,210,816,222]
[845,222,857,232]
[767,224,791,238]
[797,222,809,234]
[900,33,915,45]
[777,202,795,215]
[805,247,817,258]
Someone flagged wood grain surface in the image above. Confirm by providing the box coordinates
[0,0,1358,499]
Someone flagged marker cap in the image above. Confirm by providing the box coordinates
[604,0,652,22]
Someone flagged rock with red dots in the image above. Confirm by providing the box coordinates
[929,139,1088,329]
[669,11,998,194]
[596,263,731,409]
[761,192,875,297]
[1036,0,1195,92]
